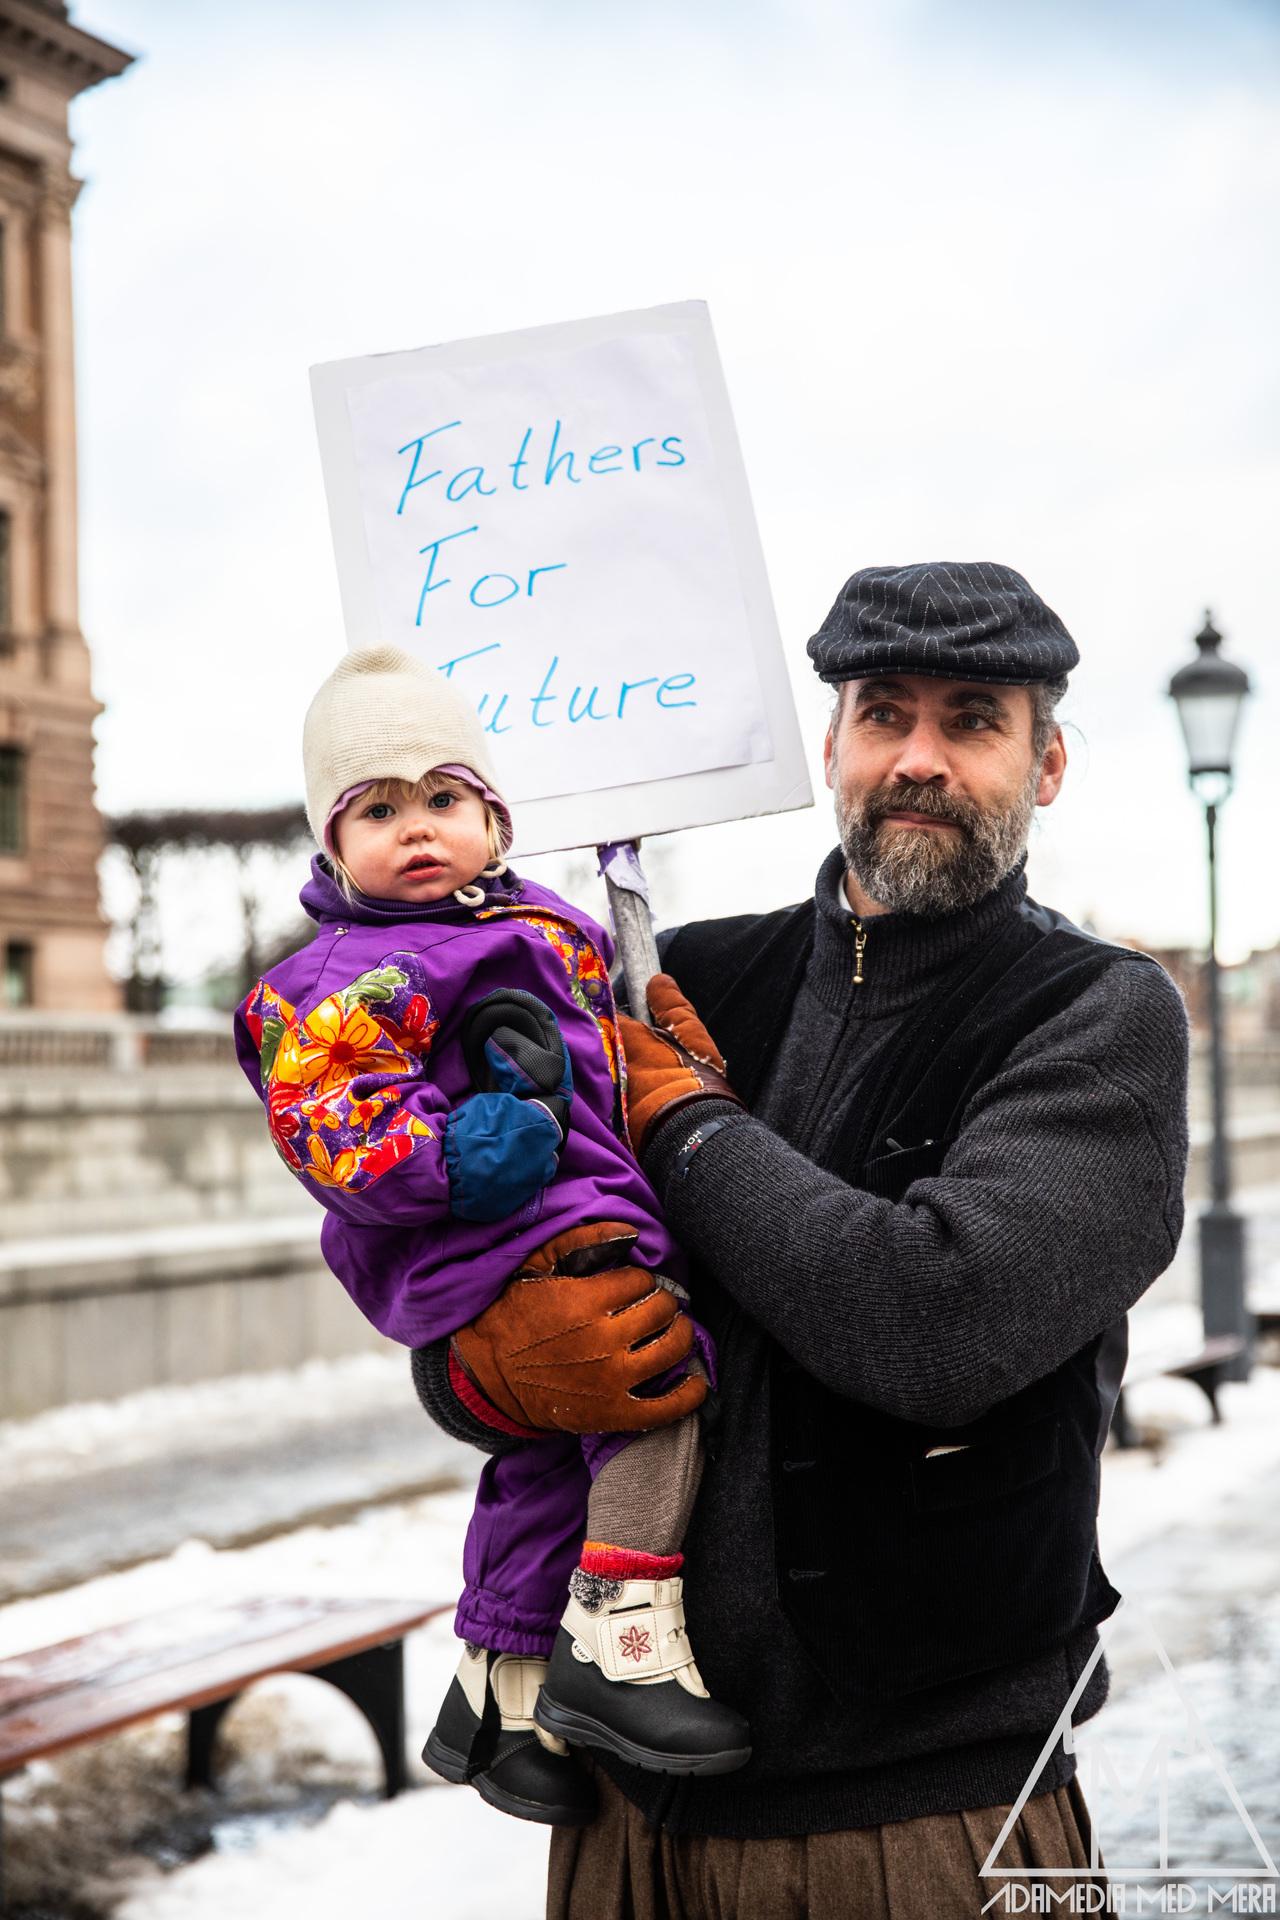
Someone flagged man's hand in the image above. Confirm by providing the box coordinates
[451,1220,706,1434]
[619,974,743,1158]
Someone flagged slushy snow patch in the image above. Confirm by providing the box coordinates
[114,1791,549,1920]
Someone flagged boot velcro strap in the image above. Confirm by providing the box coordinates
[490,1653,547,1725]
[596,1602,693,1682]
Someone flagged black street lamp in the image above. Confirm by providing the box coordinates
[1167,612,1253,1380]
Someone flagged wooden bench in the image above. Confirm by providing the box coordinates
[1111,1333,1247,1448]
[0,1595,448,1907]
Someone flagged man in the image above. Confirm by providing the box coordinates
[415,562,1190,1918]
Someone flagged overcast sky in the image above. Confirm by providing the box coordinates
[66,0,1278,978]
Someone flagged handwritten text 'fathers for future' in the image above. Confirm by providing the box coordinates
[392,418,696,740]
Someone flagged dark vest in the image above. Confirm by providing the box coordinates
[664,895,1130,1706]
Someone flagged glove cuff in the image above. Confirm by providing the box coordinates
[449,1347,543,1439]
[409,1337,536,1456]
[632,1082,743,1160]
[448,1338,543,1438]
[643,1097,749,1197]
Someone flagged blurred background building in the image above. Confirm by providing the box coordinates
[0,0,130,1011]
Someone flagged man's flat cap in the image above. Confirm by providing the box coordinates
[807,561,1079,686]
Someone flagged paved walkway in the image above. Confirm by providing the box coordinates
[0,1354,471,1602]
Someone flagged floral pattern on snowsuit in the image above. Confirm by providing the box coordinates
[238,954,441,1193]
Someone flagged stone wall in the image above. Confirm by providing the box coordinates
[0,1061,382,1418]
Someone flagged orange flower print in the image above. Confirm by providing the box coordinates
[306,1133,361,1188]
[250,960,441,1199]
[296,997,404,1097]
[271,1023,305,1089]
[347,1093,390,1131]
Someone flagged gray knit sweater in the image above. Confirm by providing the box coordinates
[600,848,1190,1838]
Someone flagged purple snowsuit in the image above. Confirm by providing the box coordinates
[233,855,706,1655]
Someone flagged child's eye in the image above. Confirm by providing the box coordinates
[428,792,456,810]
[365,802,393,820]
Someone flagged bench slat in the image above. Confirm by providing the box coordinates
[1120,1333,1245,1391]
[0,1599,326,1713]
[0,1597,446,1776]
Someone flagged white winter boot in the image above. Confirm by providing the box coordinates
[533,1575,751,1776]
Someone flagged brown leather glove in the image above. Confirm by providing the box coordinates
[620,974,743,1157]
[451,1220,707,1434]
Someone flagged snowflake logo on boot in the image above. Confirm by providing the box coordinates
[618,1624,653,1663]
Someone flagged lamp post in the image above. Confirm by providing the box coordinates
[1167,612,1253,1380]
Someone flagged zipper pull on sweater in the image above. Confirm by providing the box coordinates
[850,918,867,986]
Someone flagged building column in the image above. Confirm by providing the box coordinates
[36,166,86,692]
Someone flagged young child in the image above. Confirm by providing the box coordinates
[232,644,749,1827]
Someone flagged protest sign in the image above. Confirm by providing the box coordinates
[311,301,811,854]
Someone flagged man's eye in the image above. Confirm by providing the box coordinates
[867,706,898,723]
[955,713,991,731]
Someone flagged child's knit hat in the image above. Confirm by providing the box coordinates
[302,645,513,854]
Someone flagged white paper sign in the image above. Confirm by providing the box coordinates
[311,302,811,853]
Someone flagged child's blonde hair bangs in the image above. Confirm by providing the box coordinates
[329,770,506,905]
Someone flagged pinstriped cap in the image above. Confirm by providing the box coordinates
[807,561,1079,686]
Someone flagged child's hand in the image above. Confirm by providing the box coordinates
[464,988,573,1140]
[445,990,574,1223]
[445,1094,563,1222]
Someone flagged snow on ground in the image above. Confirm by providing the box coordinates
[115,1791,548,1920]
[4,1334,1280,1915]
[1098,1318,1280,1559]
[0,1348,409,1491]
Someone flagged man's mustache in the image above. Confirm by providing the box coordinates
[865,783,980,837]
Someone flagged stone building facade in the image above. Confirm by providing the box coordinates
[0,3,130,1010]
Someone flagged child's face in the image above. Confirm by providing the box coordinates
[333,777,493,902]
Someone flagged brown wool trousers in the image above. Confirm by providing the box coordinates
[547,1765,1104,1920]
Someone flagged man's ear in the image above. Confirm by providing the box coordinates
[823,720,836,792]
[1036,726,1067,807]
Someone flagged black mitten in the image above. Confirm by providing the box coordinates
[461,989,573,1142]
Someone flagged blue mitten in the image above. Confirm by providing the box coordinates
[444,991,574,1223]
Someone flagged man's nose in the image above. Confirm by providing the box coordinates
[890,720,952,788]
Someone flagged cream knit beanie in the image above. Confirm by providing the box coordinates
[302,646,512,853]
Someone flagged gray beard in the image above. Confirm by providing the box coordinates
[833,766,1040,918]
